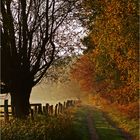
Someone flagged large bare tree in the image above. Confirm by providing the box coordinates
[1,0,79,118]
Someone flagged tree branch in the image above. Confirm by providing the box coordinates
[33,39,55,86]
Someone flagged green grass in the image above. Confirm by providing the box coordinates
[91,107,126,140]
[103,107,139,140]
[71,106,126,140]
[73,106,127,140]
[1,106,134,140]
[72,107,90,140]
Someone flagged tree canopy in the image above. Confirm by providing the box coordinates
[70,0,139,119]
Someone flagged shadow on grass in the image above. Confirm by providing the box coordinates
[96,127,125,140]
[91,107,126,140]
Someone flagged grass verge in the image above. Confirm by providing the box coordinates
[1,110,75,140]
[90,107,126,140]
[101,105,139,140]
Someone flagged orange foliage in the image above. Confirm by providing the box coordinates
[117,102,139,120]
[71,0,139,119]
[70,54,95,92]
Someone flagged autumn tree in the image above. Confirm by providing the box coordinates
[90,0,138,104]
[71,0,139,111]
[1,0,80,118]
[70,54,95,92]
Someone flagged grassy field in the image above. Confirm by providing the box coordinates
[1,105,138,140]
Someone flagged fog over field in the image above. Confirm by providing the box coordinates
[0,81,86,106]
[30,81,86,105]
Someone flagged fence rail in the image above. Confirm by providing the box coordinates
[0,99,81,122]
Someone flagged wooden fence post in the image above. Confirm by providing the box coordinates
[43,106,46,114]
[63,102,66,110]
[49,105,53,115]
[4,99,9,123]
[51,105,54,115]
[38,104,42,114]
[66,100,69,108]
[58,103,60,114]
[34,105,38,114]
[55,104,58,116]
[30,109,34,120]
[59,103,63,114]
[46,103,49,115]
[11,105,15,117]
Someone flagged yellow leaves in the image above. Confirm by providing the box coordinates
[109,82,139,105]
[70,54,96,92]
[120,75,125,81]
[127,49,136,59]
[127,0,138,14]
[92,48,100,57]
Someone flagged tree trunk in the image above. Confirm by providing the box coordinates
[10,85,32,119]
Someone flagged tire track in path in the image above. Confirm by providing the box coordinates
[87,110,99,140]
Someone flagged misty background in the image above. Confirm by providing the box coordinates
[0,80,86,105]
[30,81,86,105]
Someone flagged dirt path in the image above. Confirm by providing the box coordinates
[87,111,99,140]
[73,105,129,140]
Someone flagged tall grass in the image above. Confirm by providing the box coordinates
[1,110,76,140]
